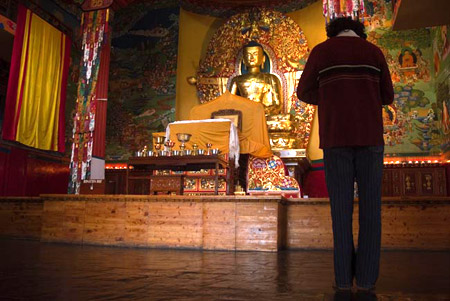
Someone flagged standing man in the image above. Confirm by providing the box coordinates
[296,17,394,291]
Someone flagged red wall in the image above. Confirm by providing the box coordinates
[0,143,69,196]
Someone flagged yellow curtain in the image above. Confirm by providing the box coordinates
[15,11,66,151]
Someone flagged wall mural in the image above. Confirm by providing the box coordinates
[100,0,446,159]
[432,25,450,155]
[363,0,443,157]
[106,0,179,160]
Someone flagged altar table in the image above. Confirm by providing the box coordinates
[126,155,232,195]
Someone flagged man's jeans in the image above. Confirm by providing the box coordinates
[323,146,384,288]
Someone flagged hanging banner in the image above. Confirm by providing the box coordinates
[68,8,109,194]
[82,0,113,11]
[322,0,365,22]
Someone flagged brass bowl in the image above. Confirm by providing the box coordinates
[154,136,165,144]
[210,148,220,155]
[176,133,192,142]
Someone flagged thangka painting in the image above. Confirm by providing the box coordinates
[363,0,444,157]
[106,0,179,160]
[195,9,314,149]
[432,25,450,154]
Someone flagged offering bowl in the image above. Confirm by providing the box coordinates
[176,133,192,155]
[210,148,220,155]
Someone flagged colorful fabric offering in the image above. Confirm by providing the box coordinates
[247,155,300,197]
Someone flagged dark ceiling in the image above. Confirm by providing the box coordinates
[180,0,316,17]
[79,0,317,16]
[392,0,450,30]
[109,0,449,29]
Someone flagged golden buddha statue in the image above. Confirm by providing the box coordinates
[229,42,294,149]
[229,42,283,116]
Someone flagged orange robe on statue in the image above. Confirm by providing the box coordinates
[188,91,272,158]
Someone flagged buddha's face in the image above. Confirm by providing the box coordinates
[243,46,264,67]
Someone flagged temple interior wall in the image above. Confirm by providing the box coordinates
[0,0,449,196]
[175,1,450,162]
[175,1,326,160]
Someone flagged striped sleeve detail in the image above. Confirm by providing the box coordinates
[317,64,381,87]
[320,75,380,87]
[319,64,381,74]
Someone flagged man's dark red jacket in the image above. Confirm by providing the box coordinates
[297,36,394,149]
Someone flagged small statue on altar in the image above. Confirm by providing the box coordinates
[229,41,283,117]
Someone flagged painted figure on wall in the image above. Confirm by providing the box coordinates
[382,105,396,126]
[441,25,450,60]
[437,78,450,137]
[433,25,450,75]
[385,84,443,154]
[442,99,450,134]
[398,48,417,76]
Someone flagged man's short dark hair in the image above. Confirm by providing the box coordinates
[326,17,367,39]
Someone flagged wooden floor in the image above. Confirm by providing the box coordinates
[0,239,449,300]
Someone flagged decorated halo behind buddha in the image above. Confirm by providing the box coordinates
[192,8,315,150]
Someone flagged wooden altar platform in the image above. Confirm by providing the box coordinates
[1,195,449,251]
[126,155,232,195]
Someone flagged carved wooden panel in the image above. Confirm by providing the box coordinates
[404,172,417,195]
[421,172,434,195]
[382,166,447,197]
[150,175,184,195]
[392,169,403,196]
[382,169,392,196]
